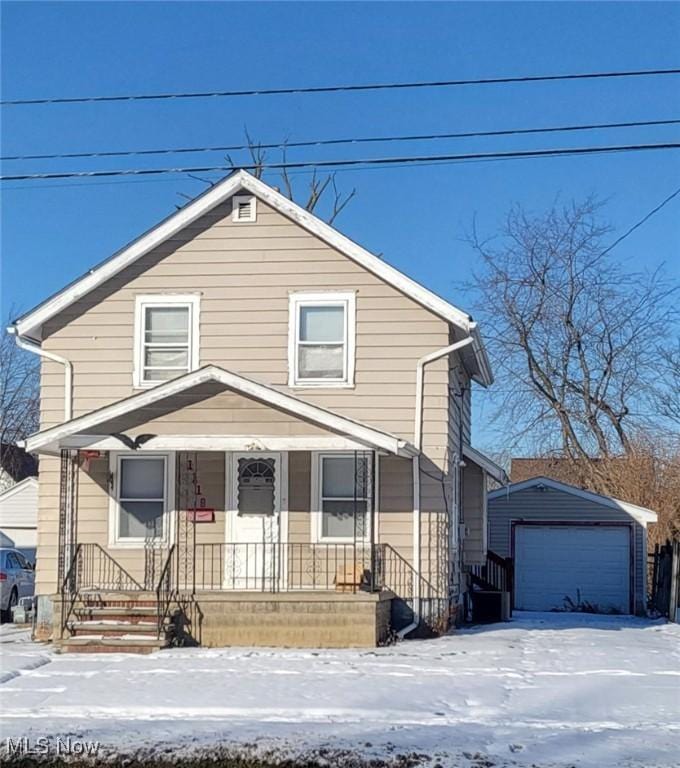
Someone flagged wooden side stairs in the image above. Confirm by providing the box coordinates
[60,592,174,654]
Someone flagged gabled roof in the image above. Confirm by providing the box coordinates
[462,444,508,485]
[0,476,38,504]
[487,476,658,527]
[10,170,492,385]
[21,365,418,457]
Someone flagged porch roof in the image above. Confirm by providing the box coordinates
[22,365,418,458]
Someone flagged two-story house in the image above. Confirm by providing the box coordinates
[10,170,505,652]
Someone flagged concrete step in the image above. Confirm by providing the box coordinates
[69,620,163,637]
[60,636,167,654]
[74,606,160,622]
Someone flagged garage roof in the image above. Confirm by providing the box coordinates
[487,476,658,527]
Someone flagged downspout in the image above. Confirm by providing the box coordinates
[413,337,474,452]
[398,336,474,639]
[396,455,421,639]
[8,327,73,422]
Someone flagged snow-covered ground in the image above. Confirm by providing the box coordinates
[1,613,679,767]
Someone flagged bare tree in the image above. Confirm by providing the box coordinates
[657,342,680,425]
[0,316,39,486]
[223,131,356,223]
[469,197,678,489]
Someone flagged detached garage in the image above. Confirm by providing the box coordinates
[487,477,657,615]
[0,477,38,563]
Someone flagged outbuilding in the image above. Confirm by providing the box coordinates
[0,477,38,563]
[487,477,657,615]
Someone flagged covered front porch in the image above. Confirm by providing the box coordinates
[53,446,427,650]
[25,367,445,648]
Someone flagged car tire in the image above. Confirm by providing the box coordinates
[1,588,18,623]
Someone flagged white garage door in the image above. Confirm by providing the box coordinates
[514,525,631,613]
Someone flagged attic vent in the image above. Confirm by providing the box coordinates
[232,195,257,223]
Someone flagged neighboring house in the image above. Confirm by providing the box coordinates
[9,170,504,651]
[487,477,657,615]
[0,477,38,563]
[0,443,38,494]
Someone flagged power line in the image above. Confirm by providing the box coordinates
[601,185,680,256]
[2,142,679,182]
[3,118,679,162]
[3,68,680,106]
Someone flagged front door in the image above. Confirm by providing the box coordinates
[225,452,281,590]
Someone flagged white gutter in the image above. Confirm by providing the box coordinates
[397,454,421,639]
[413,336,474,451]
[8,327,73,422]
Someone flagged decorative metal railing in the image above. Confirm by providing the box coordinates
[155,544,177,638]
[60,541,448,640]
[183,542,380,593]
[60,543,143,635]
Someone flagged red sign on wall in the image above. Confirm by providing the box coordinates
[186,508,215,523]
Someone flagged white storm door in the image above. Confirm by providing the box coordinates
[225,453,281,590]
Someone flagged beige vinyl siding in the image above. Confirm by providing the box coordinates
[462,461,485,566]
[36,195,458,595]
[287,451,311,545]
[40,198,450,446]
[35,456,60,594]
[89,384,334,438]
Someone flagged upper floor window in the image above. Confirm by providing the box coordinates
[288,292,355,387]
[134,295,200,387]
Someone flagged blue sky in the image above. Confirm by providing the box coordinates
[1,2,679,448]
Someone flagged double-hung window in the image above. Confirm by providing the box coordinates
[289,292,355,387]
[314,453,371,542]
[134,295,199,387]
[113,454,168,544]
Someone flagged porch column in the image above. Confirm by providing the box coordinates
[58,448,79,589]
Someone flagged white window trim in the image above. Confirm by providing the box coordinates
[310,451,372,544]
[133,294,200,389]
[232,194,257,223]
[288,291,356,388]
[108,452,175,549]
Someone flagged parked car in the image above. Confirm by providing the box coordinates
[0,548,35,621]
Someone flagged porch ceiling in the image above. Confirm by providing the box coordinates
[23,365,417,458]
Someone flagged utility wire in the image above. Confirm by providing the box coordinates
[3,118,679,162]
[2,142,679,182]
[3,67,680,106]
[601,185,680,256]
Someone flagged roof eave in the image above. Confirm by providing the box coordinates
[11,170,492,381]
[22,365,414,459]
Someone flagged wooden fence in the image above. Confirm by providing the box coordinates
[648,540,680,622]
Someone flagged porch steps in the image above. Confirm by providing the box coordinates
[69,620,159,636]
[61,595,175,654]
[74,606,159,623]
[60,636,167,654]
